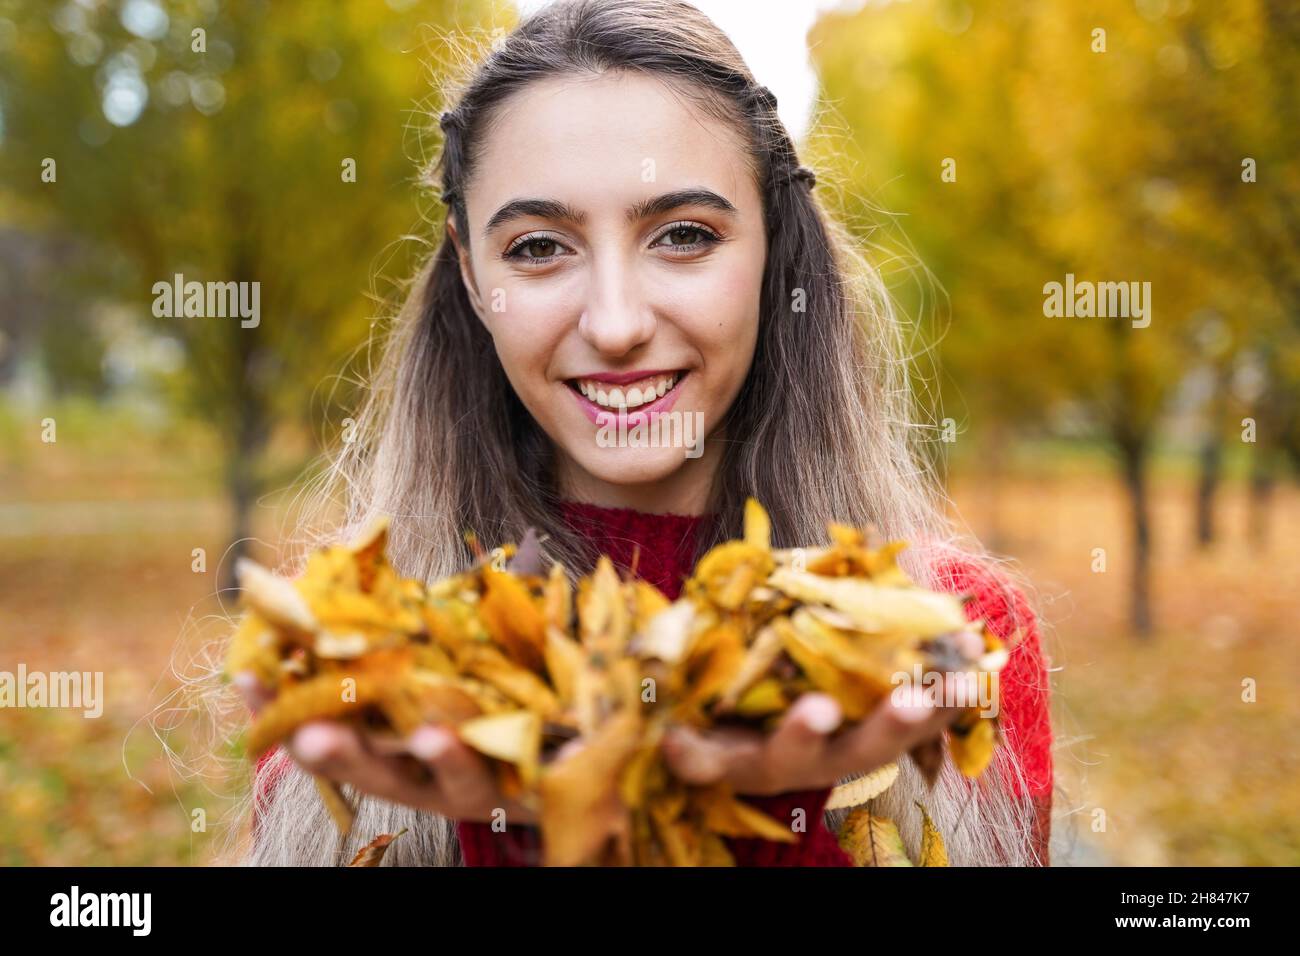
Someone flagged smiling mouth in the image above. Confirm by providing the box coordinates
[566,371,686,411]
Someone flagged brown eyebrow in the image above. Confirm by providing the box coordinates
[482,188,737,239]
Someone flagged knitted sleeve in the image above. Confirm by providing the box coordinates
[728,555,1055,866]
[932,555,1055,865]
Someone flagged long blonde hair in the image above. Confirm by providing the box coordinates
[224,0,1045,867]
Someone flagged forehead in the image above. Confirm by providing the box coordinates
[465,71,757,228]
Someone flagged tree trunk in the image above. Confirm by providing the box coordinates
[221,396,265,595]
[1248,452,1275,550]
[984,423,1008,554]
[1119,437,1153,637]
[1195,433,1221,547]
[219,209,267,597]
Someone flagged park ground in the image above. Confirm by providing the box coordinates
[2,411,1297,865]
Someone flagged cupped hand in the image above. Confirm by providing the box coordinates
[660,679,967,796]
[234,671,537,825]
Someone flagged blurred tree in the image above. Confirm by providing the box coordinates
[0,228,108,395]
[805,0,1099,555]
[0,0,507,587]
[806,0,1298,635]
[1159,0,1300,549]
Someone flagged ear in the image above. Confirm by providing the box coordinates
[447,218,488,322]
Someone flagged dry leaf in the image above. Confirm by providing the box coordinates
[838,809,913,867]
[229,499,1007,866]
[915,801,949,866]
[825,762,900,810]
[315,777,357,838]
[347,827,408,867]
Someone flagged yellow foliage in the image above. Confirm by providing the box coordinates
[228,498,1001,865]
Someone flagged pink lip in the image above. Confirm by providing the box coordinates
[570,368,681,386]
[568,372,687,427]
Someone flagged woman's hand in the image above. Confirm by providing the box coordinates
[236,670,965,820]
[660,679,967,796]
[234,672,537,826]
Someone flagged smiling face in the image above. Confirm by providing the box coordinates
[448,71,767,513]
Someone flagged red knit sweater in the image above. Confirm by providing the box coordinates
[253,501,1054,866]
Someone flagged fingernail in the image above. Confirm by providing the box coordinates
[233,672,259,693]
[954,629,984,659]
[409,726,452,762]
[233,672,270,712]
[293,723,336,763]
[892,686,934,723]
[896,703,934,723]
[662,726,693,753]
[802,696,841,734]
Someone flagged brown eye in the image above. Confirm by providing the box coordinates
[517,238,556,258]
[652,223,720,253]
[504,234,567,262]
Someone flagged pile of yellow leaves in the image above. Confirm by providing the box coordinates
[227,499,1008,866]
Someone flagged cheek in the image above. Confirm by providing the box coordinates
[680,259,763,379]
[482,281,572,385]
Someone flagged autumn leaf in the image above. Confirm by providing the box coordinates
[838,809,913,867]
[347,828,409,867]
[825,762,900,810]
[228,497,1006,865]
[916,801,949,866]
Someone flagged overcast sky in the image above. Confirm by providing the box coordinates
[514,0,869,143]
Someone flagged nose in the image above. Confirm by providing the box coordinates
[577,252,656,357]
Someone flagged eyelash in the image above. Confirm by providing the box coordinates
[501,221,724,264]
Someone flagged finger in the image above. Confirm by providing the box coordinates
[661,724,761,786]
[745,693,842,790]
[291,721,431,803]
[553,737,585,762]
[363,731,413,758]
[888,676,969,738]
[233,671,273,715]
[289,720,363,775]
[408,726,499,815]
[825,683,957,778]
[288,723,395,790]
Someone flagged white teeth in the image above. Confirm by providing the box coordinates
[575,373,682,409]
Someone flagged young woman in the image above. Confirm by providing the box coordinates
[235,0,1053,867]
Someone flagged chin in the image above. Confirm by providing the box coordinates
[566,443,699,487]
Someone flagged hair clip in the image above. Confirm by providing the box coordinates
[791,165,816,188]
[774,164,817,190]
[751,84,779,113]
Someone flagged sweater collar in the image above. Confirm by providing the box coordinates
[557,499,713,601]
